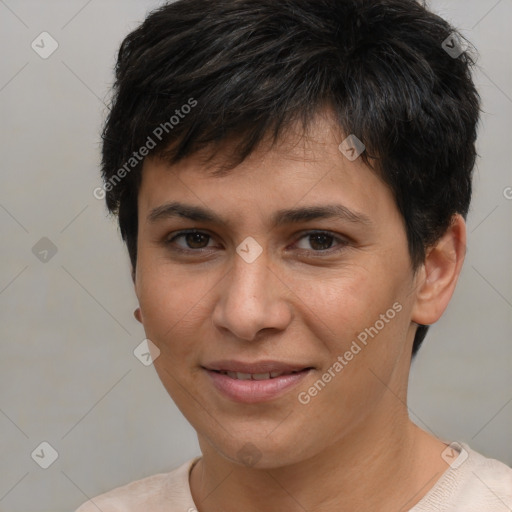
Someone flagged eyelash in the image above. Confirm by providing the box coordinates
[164,229,350,256]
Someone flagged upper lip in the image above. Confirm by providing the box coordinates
[203,360,313,374]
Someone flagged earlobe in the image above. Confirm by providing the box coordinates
[411,214,467,326]
[132,266,143,324]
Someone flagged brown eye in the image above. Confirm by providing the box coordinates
[166,230,214,251]
[295,231,348,253]
[183,232,210,249]
[307,233,335,251]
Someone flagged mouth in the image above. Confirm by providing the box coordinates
[209,369,309,380]
[202,360,314,403]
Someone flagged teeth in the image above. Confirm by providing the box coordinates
[219,370,298,380]
[252,373,270,380]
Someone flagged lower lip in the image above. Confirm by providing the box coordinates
[204,369,312,404]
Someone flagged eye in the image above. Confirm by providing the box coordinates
[165,230,216,252]
[293,230,349,253]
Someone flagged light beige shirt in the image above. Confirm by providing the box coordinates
[76,442,512,511]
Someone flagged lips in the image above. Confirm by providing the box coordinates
[214,370,303,380]
[203,359,311,374]
[203,360,313,403]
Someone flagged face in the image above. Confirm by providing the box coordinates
[134,111,421,468]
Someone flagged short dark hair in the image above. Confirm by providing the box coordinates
[100,0,480,357]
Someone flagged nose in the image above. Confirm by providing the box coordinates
[211,248,293,342]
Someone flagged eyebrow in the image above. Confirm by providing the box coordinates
[147,201,373,227]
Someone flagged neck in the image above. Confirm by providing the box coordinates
[189,402,449,512]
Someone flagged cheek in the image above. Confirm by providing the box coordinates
[292,265,395,344]
[294,263,410,385]
[138,248,210,311]
[291,294,409,445]
[136,260,211,355]
[136,263,212,409]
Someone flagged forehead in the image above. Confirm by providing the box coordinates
[137,111,398,230]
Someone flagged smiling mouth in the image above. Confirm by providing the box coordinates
[210,369,311,380]
[204,367,313,403]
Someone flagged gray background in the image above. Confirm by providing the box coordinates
[1,1,511,511]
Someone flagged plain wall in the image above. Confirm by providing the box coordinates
[1,1,511,511]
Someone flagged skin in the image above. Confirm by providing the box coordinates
[133,108,467,512]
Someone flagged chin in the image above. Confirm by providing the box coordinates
[204,427,314,469]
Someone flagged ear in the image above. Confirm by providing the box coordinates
[131,266,143,324]
[411,214,467,326]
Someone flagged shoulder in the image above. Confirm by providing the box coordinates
[460,444,512,501]
[74,473,171,512]
[74,457,200,512]
[413,442,512,511]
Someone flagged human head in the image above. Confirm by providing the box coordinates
[99,0,479,357]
